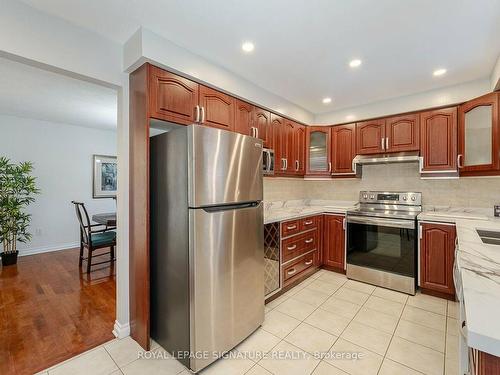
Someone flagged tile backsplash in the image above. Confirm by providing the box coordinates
[264,163,500,208]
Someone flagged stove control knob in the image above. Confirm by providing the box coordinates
[411,196,416,201]
[370,194,375,199]
[363,194,368,199]
[402,196,407,201]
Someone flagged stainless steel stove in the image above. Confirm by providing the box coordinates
[346,191,422,295]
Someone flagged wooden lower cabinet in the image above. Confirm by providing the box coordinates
[322,214,346,272]
[419,222,456,297]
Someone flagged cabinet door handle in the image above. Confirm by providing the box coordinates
[385,137,389,150]
[287,244,297,250]
[195,105,200,122]
[304,220,313,225]
[295,160,299,171]
[287,268,296,275]
[457,154,463,169]
[201,106,205,123]
[328,162,332,172]
[381,137,385,150]
[255,127,259,139]
[305,260,313,266]
[286,224,297,230]
[343,218,346,230]
[305,238,313,244]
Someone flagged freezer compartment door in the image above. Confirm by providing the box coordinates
[189,202,264,372]
[188,125,263,207]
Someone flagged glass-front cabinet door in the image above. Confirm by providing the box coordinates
[306,126,331,176]
[458,92,499,176]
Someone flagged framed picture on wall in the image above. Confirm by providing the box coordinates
[93,155,117,198]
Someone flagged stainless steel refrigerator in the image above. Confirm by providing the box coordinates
[150,124,264,373]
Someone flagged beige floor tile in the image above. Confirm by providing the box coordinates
[48,347,118,375]
[120,348,187,375]
[264,305,272,314]
[333,287,370,305]
[177,371,192,375]
[317,272,347,285]
[407,293,447,315]
[378,358,422,375]
[236,328,281,356]
[293,288,330,307]
[343,279,376,294]
[258,341,320,375]
[341,321,392,355]
[275,298,317,320]
[446,333,460,360]
[200,356,255,375]
[447,317,459,337]
[266,294,289,310]
[304,309,351,336]
[395,319,446,352]
[324,338,383,375]
[307,279,343,295]
[352,307,399,334]
[245,364,273,375]
[372,287,409,304]
[311,361,349,375]
[262,310,301,339]
[401,305,446,331]
[386,336,444,375]
[320,296,362,319]
[285,322,338,355]
[105,336,145,367]
[283,284,304,297]
[364,295,404,317]
[309,270,324,279]
[447,301,459,319]
[151,339,161,350]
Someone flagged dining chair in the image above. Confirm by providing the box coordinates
[71,201,116,273]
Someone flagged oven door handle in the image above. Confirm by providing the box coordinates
[347,215,415,229]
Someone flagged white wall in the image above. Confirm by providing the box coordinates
[492,54,500,91]
[0,115,117,256]
[124,28,315,124]
[314,78,491,125]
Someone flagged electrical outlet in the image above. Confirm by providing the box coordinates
[35,228,42,236]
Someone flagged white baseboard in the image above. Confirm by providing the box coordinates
[18,242,80,257]
[113,320,130,339]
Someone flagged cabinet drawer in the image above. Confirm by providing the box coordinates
[299,216,319,231]
[281,219,300,237]
[282,231,318,263]
[283,251,318,283]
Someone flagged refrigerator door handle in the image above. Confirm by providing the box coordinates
[201,201,260,213]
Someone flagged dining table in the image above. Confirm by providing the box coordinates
[92,212,116,227]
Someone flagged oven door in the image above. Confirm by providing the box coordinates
[346,215,417,292]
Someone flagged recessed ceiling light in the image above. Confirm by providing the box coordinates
[322,97,332,104]
[241,41,255,53]
[349,59,362,68]
[433,68,447,77]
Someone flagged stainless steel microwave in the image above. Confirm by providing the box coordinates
[263,149,274,175]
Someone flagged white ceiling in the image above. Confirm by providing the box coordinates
[17,0,500,114]
[0,57,117,129]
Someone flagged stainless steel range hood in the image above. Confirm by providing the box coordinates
[353,151,420,167]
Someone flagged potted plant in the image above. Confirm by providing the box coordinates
[0,157,39,266]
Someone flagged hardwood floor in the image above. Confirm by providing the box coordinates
[0,247,116,375]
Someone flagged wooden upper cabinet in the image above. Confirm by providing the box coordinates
[420,223,456,296]
[356,120,386,154]
[385,114,420,152]
[294,124,306,175]
[272,114,286,174]
[149,65,199,125]
[420,107,458,172]
[234,100,254,136]
[331,124,356,175]
[254,107,272,148]
[306,126,331,176]
[199,85,234,131]
[323,214,345,271]
[458,92,500,176]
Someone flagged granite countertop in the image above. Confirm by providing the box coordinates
[418,206,497,222]
[454,218,500,356]
[263,199,358,224]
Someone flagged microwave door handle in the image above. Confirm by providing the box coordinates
[266,150,272,173]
